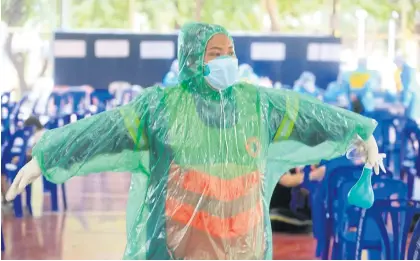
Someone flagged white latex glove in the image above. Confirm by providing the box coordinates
[5,159,42,201]
[352,135,386,175]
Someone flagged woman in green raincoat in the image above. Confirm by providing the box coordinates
[7,22,383,260]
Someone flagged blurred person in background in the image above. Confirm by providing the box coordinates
[343,58,378,113]
[395,55,416,101]
[163,59,180,87]
[395,55,420,121]
[293,71,323,100]
[238,63,259,84]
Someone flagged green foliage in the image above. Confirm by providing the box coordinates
[200,0,262,31]
[70,0,131,29]
[1,0,418,32]
[1,0,58,29]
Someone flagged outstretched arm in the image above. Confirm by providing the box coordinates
[265,88,377,167]
[33,94,150,184]
[6,90,156,201]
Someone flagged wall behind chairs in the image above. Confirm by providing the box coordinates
[53,31,341,90]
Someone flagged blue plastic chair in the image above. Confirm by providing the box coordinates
[365,111,408,178]
[2,128,33,217]
[354,199,420,259]
[316,160,394,259]
[61,87,93,116]
[400,120,420,198]
[310,158,365,259]
[42,176,67,212]
[90,90,114,113]
[407,217,420,260]
[8,95,29,133]
[46,91,72,117]
[1,93,11,135]
[335,177,407,259]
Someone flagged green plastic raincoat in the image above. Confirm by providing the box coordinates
[33,22,377,259]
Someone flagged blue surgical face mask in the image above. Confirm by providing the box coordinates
[204,56,239,91]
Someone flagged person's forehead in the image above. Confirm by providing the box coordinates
[206,34,233,48]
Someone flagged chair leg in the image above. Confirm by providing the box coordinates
[321,224,332,259]
[367,249,382,260]
[50,185,58,212]
[61,184,67,211]
[408,174,414,199]
[13,194,23,218]
[42,176,50,192]
[343,242,356,260]
[1,229,4,251]
[25,185,32,216]
[331,239,343,260]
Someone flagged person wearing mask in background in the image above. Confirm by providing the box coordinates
[6,22,384,260]
[293,71,323,100]
[163,59,180,87]
[270,165,326,233]
[238,63,260,84]
[395,55,420,121]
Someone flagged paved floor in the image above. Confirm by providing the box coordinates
[1,173,316,260]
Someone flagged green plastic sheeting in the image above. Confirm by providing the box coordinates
[33,22,377,259]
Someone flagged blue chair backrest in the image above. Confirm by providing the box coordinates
[63,89,90,114]
[1,128,32,179]
[402,119,420,154]
[9,95,29,130]
[309,158,380,258]
[46,91,71,116]
[120,89,135,105]
[365,111,407,148]
[355,199,420,259]
[90,90,114,113]
[332,170,402,233]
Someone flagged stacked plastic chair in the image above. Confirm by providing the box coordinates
[2,127,33,217]
[400,119,420,199]
[354,199,420,259]
[1,93,12,151]
[308,157,410,260]
[334,175,407,259]
[90,90,114,113]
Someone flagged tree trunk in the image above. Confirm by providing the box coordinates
[4,33,30,93]
[263,0,281,32]
[331,0,339,36]
[195,0,203,22]
[174,0,181,29]
[4,33,49,95]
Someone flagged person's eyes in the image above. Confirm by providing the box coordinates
[229,51,235,56]
[208,52,221,57]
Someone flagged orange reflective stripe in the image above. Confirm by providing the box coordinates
[169,164,260,201]
[165,197,262,239]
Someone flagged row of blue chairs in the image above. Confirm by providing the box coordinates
[1,87,139,218]
[289,103,420,259]
[306,159,420,259]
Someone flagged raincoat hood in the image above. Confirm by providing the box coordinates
[177,22,233,97]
